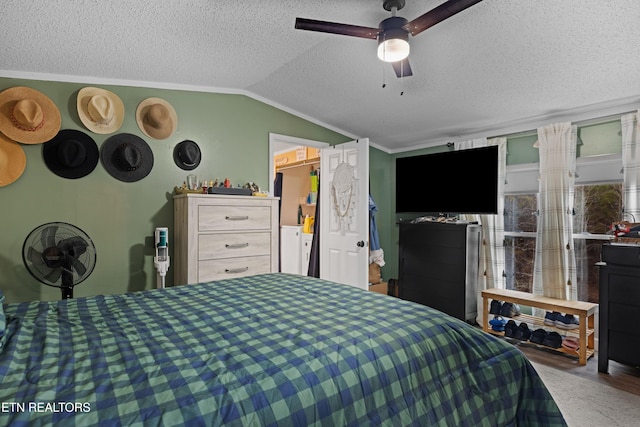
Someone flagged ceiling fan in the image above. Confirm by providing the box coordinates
[295,0,483,78]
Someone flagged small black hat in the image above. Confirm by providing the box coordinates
[173,139,201,170]
[43,129,99,179]
[100,133,154,182]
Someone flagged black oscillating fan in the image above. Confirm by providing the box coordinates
[22,222,97,299]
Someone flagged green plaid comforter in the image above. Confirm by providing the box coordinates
[0,273,565,426]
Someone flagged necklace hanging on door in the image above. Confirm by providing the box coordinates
[331,161,357,235]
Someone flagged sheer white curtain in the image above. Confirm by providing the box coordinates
[621,111,640,220]
[454,137,506,324]
[532,122,578,301]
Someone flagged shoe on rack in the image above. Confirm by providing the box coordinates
[555,314,579,330]
[514,322,532,341]
[561,336,580,351]
[530,328,547,345]
[544,311,562,326]
[542,331,563,349]
[504,320,518,338]
[489,316,508,332]
[500,302,521,318]
[490,299,503,315]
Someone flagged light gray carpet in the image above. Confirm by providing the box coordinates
[530,361,640,426]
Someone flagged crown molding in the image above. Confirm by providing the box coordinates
[0,69,360,145]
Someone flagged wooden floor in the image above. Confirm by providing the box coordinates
[514,340,640,397]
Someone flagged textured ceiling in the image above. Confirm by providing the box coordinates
[2,0,639,152]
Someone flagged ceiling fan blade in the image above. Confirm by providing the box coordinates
[295,18,379,40]
[392,58,413,78]
[405,0,483,36]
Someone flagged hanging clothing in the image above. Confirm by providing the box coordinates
[369,194,380,250]
[308,179,321,278]
[369,193,385,267]
[274,172,283,272]
[274,172,283,222]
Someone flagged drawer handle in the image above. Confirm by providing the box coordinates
[225,243,250,249]
[225,267,249,274]
[226,215,249,221]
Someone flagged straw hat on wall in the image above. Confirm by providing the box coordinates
[0,86,61,144]
[136,97,177,140]
[0,133,27,186]
[77,87,125,134]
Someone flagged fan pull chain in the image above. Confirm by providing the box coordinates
[381,34,387,89]
[382,61,386,88]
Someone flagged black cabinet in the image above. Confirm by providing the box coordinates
[598,243,640,373]
[398,221,481,322]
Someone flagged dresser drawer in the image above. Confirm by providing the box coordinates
[198,205,271,231]
[608,330,640,366]
[608,273,640,303]
[198,256,271,282]
[198,232,271,260]
[608,302,640,336]
[603,244,640,267]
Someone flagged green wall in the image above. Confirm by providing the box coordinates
[0,77,350,303]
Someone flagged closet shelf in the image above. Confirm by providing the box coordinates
[276,158,320,171]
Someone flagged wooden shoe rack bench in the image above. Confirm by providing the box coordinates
[481,288,598,365]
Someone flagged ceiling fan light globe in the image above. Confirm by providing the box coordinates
[377,38,410,62]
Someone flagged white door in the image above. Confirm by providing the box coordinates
[320,139,369,289]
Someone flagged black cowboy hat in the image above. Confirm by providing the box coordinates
[43,129,99,179]
[100,133,154,182]
[173,139,201,170]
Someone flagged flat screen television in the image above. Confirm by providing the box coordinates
[395,145,498,214]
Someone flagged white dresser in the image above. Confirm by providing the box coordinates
[173,194,279,285]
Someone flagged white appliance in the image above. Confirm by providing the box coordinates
[280,226,302,274]
[281,225,314,275]
[154,227,170,288]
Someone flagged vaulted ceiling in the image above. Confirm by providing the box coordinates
[2,0,639,152]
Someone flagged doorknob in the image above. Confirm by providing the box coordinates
[357,240,366,248]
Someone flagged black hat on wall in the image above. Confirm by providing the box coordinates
[100,133,154,182]
[43,129,99,179]
[173,140,201,170]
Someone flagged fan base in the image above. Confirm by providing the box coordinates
[61,286,73,299]
[383,0,405,12]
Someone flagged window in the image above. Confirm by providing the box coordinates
[504,194,537,293]
[572,183,622,303]
[502,121,623,302]
[503,184,621,302]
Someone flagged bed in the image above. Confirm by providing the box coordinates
[0,273,566,426]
